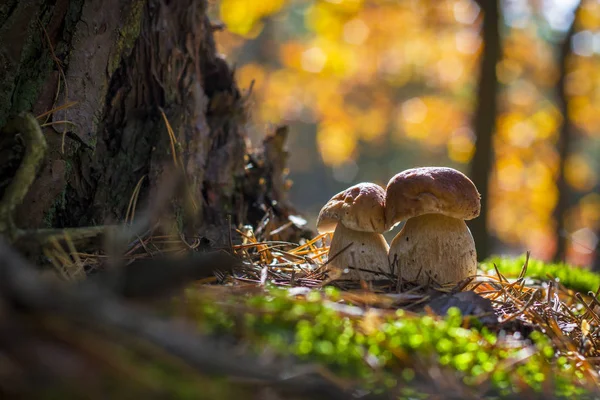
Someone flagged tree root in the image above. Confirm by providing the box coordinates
[0,239,355,399]
[0,113,47,241]
[0,114,119,256]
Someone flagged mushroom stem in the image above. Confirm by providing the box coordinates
[327,223,390,280]
[389,214,477,286]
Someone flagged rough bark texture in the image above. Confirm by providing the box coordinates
[0,0,303,248]
[468,0,500,261]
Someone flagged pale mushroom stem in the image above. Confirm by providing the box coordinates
[327,223,390,280]
[389,213,477,286]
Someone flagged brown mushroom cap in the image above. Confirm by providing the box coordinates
[317,182,386,234]
[385,167,480,228]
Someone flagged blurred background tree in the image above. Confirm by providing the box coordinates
[209,0,600,267]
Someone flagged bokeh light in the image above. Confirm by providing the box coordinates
[210,0,600,266]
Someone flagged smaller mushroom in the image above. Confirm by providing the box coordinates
[385,167,480,286]
[317,183,390,280]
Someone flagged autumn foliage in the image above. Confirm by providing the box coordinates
[211,0,600,266]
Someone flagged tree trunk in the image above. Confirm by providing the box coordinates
[593,228,600,272]
[553,7,580,263]
[468,0,500,261]
[0,0,301,249]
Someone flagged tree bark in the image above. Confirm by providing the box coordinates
[593,228,600,272]
[468,0,500,261]
[0,0,301,250]
[553,8,580,263]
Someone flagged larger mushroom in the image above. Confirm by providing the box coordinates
[385,167,480,286]
[317,183,390,280]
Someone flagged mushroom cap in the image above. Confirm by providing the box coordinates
[385,167,480,228]
[317,182,386,234]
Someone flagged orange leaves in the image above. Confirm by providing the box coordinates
[342,18,370,45]
[305,2,346,39]
[502,29,558,89]
[236,63,266,91]
[395,96,466,148]
[453,0,480,25]
[219,0,284,37]
[566,58,600,135]
[279,41,305,69]
[353,106,388,141]
[580,193,600,228]
[496,59,523,85]
[317,119,357,166]
[220,0,482,159]
[213,0,600,266]
[530,108,562,141]
[447,127,475,163]
[565,154,597,192]
[301,46,329,73]
[281,39,358,76]
[578,1,600,30]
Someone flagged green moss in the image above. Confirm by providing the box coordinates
[180,285,594,398]
[9,7,57,114]
[174,203,185,233]
[0,1,18,26]
[42,156,72,229]
[87,131,98,150]
[108,0,146,76]
[65,0,85,34]
[43,187,67,228]
[0,0,84,127]
[482,255,600,294]
[64,158,74,176]
[0,6,47,126]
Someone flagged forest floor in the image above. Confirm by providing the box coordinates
[1,113,598,397]
[13,222,598,400]
[178,230,600,399]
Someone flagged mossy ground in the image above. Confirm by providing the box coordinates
[164,253,600,399]
[40,224,600,399]
[482,255,600,295]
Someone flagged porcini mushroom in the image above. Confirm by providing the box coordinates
[385,167,480,286]
[317,183,390,280]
